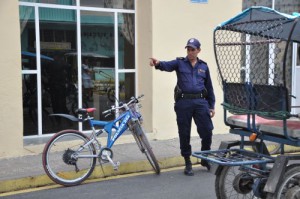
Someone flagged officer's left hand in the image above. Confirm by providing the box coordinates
[210,109,215,118]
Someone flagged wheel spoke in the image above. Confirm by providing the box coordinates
[42,130,96,186]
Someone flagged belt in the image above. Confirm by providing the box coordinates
[180,92,206,99]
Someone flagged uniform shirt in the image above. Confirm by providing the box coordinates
[155,56,215,109]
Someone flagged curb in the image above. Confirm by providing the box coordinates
[1,144,299,194]
[0,156,191,194]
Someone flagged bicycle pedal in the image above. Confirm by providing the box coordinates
[113,162,120,171]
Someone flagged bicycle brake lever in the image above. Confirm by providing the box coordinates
[136,94,144,102]
[104,112,112,118]
[102,108,112,115]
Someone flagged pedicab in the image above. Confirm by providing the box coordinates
[192,6,300,199]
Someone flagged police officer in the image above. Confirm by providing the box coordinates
[149,38,215,176]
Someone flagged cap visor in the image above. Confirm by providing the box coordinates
[185,44,197,49]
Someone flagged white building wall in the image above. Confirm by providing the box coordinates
[0,0,242,158]
[150,0,242,139]
[0,0,23,157]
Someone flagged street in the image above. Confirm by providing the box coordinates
[1,166,216,199]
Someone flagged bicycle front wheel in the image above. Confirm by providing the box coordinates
[132,123,160,174]
[42,130,97,186]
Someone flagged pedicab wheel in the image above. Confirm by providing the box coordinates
[266,166,300,199]
[215,166,256,199]
[286,186,300,199]
[251,142,281,155]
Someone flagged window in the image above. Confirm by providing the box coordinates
[19,1,136,136]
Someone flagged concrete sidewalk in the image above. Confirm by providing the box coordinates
[0,133,238,194]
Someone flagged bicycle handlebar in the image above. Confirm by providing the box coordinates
[102,94,144,115]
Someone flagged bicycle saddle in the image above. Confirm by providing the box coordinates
[76,108,96,114]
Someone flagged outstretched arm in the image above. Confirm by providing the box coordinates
[149,58,160,67]
[149,58,178,72]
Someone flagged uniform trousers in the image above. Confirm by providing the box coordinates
[174,98,213,158]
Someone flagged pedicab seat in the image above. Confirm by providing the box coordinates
[227,115,300,138]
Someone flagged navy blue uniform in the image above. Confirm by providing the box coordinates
[156,56,215,157]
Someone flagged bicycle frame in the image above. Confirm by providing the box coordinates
[90,110,134,148]
[49,96,143,160]
[70,110,135,160]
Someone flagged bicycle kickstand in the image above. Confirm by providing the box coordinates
[105,155,120,170]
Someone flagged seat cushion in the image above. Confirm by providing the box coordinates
[226,115,271,128]
[227,115,300,138]
[259,119,300,138]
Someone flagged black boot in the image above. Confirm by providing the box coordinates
[184,157,194,176]
[201,160,211,171]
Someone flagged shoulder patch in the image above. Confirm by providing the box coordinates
[176,57,185,60]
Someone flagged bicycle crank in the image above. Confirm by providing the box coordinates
[99,148,120,170]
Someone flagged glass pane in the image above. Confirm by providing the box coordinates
[275,0,300,13]
[20,6,37,70]
[22,74,38,136]
[80,0,134,9]
[294,44,300,113]
[298,45,300,66]
[119,72,135,102]
[39,7,78,133]
[80,11,115,124]
[19,0,76,5]
[242,0,272,10]
[275,1,300,100]
[118,13,135,69]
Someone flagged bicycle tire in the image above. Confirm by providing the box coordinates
[266,165,300,199]
[132,123,160,174]
[216,166,257,199]
[42,130,97,186]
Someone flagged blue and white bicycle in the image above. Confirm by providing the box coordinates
[42,95,160,186]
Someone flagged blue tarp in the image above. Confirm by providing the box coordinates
[21,51,54,61]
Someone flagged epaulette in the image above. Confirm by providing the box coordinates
[198,59,207,65]
[176,57,185,60]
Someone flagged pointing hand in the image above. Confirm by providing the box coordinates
[149,58,160,67]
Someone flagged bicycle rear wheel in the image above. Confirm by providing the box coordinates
[42,130,97,186]
[132,123,160,174]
